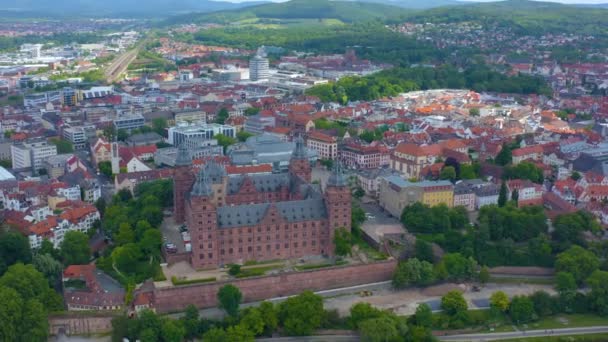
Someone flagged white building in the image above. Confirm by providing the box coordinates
[168,122,236,146]
[249,55,270,81]
[11,139,58,172]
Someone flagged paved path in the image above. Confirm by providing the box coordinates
[439,326,608,341]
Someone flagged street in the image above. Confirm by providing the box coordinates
[439,326,608,341]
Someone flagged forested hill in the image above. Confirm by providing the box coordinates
[165,0,411,25]
[401,0,608,36]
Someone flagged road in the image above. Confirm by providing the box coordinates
[439,326,608,341]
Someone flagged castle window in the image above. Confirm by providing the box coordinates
[229,248,233,254]
[199,254,204,259]
[266,245,271,251]
[257,246,261,251]
[285,243,289,248]
[208,253,213,258]
[208,243,212,248]
[276,244,280,250]
[221,249,225,255]
[248,246,252,252]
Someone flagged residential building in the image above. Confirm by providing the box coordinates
[11,139,58,172]
[63,265,125,311]
[512,145,544,165]
[306,131,337,160]
[27,204,100,249]
[473,183,500,209]
[244,115,275,134]
[340,142,390,169]
[390,143,441,180]
[44,154,73,179]
[379,176,453,218]
[355,168,401,198]
[453,180,477,211]
[168,123,236,146]
[506,179,544,207]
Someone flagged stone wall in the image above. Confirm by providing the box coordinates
[49,314,116,336]
[153,260,397,313]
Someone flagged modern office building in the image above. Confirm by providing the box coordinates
[249,55,270,81]
[11,139,58,172]
[62,87,78,106]
[63,125,96,150]
[168,123,236,146]
[113,114,145,132]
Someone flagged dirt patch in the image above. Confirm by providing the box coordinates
[422,283,466,296]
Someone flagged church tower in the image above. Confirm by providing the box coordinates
[173,144,195,224]
[288,136,311,183]
[188,169,219,269]
[324,162,351,255]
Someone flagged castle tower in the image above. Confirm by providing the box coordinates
[324,161,351,255]
[288,136,311,183]
[188,169,219,269]
[173,144,195,224]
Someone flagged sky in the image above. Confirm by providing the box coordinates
[219,0,608,3]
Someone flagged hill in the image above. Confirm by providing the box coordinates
[403,0,608,36]
[361,0,464,9]
[0,0,266,18]
[166,0,412,25]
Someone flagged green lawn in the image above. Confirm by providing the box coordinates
[525,314,608,330]
[488,276,555,285]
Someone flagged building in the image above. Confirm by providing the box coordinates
[62,87,79,106]
[390,143,441,180]
[340,142,390,169]
[113,114,145,132]
[355,168,401,198]
[512,145,543,165]
[506,179,543,207]
[306,131,337,160]
[11,139,58,172]
[168,123,236,147]
[244,115,276,134]
[473,183,500,209]
[179,69,194,82]
[27,204,100,249]
[249,55,270,81]
[63,125,96,150]
[453,180,477,212]
[379,177,453,218]
[44,154,74,179]
[154,144,222,167]
[175,138,351,269]
[63,265,125,311]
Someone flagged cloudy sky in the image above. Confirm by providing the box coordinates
[219,0,608,3]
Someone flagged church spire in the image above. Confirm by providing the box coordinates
[175,143,191,166]
[327,160,347,187]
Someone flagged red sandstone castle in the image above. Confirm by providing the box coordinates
[173,138,351,269]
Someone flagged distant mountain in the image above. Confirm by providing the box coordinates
[402,0,608,36]
[358,0,464,9]
[0,0,267,18]
[166,0,412,25]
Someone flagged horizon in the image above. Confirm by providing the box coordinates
[218,0,608,3]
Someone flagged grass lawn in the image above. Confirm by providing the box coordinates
[352,234,388,261]
[235,265,278,278]
[489,276,555,285]
[525,314,608,330]
[500,333,608,341]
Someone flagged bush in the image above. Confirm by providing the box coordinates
[171,276,216,286]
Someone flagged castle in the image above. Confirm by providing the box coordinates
[173,137,351,269]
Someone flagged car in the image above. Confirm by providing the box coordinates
[165,243,177,253]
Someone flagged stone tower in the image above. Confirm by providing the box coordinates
[288,135,311,183]
[173,144,195,224]
[324,161,351,255]
[188,169,219,269]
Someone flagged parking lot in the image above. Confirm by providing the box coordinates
[160,216,188,254]
[359,201,410,246]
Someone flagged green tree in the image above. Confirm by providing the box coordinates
[571,171,581,181]
[181,304,200,340]
[555,245,600,285]
[279,291,324,336]
[498,181,508,207]
[217,284,242,317]
[115,222,136,246]
[478,266,490,284]
[393,258,436,289]
[237,130,254,142]
[0,231,32,275]
[202,327,227,341]
[226,324,254,342]
[32,253,63,287]
[349,302,383,329]
[112,243,142,274]
[139,229,162,257]
[161,318,185,342]
[440,166,456,181]
[117,129,129,142]
[0,263,62,311]
[509,296,536,324]
[60,231,91,265]
[530,291,554,317]
[244,107,260,116]
[359,315,399,342]
[441,253,477,281]
[415,239,434,263]
[469,108,480,116]
[152,118,168,135]
[98,161,113,177]
[553,211,600,247]
[412,303,433,328]
[240,308,265,336]
[441,290,467,316]
[0,286,22,341]
[333,228,352,256]
[511,189,519,203]
[586,270,608,316]
[555,272,577,301]
[495,144,512,166]
[259,301,278,335]
[214,133,237,153]
[459,164,477,180]
[490,291,510,313]
[216,108,229,124]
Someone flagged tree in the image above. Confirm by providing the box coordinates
[214,134,237,153]
[530,291,554,317]
[32,253,63,287]
[511,189,519,203]
[459,164,477,180]
[0,263,62,311]
[571,171,581,181]
[359,315,399,342]
[498,181,508,207]
[181,304,200,340]
[203,327,227,341]
[586,270,608,316]
[509,296,536,324]
[99,161,113,178]
[0,231,31,275]
[115,222,135,246]
[553,211,600,247]
[237,131,254,142]
[259,301,278,335]
[279,291,324,336]
[412,303,433,328]
[440,166,456,181]
[555,245,600,285]
[226,324,254,342]
[217,284,242,317]
[161,318,185,342]
[415,239,434,263]
[349,302,383,329]
[117,129,129,142]
[139,229,162,257]
[490,291,510,313]
[244,107,260,116]
[333,228,352,256]
[555,272,577,301]
[0,286,22,341]
[228,264,241,276]
[478,266,490,284]
[469,108,480,116]
[112,243,142,274]
[60,231,91,265]
[152,118,168,136]
[216,108,229,124]
[240,308,265,336]
[441,253,477,281]
[392,258,436,289]
[441,290,467,316]
[495,144,512,166]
